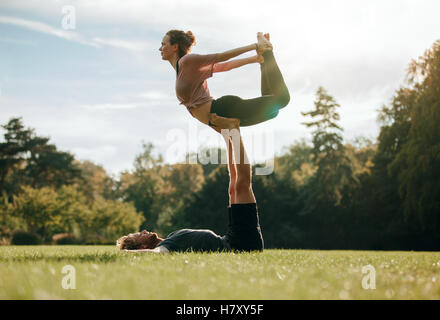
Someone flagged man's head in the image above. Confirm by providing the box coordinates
[116,230,162,250]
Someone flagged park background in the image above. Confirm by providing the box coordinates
[0,0,439,250]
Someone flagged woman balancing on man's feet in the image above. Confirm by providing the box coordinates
[117,133,264,253]
[116,31,290,253]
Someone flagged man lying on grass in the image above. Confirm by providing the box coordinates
[117,228,228,253]
[117,129,264,253]
[117,202,263,253]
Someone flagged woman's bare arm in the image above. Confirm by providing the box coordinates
[214,55,261,73]
[215,43,258,63]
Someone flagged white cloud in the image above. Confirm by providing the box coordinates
[0,15,98,47]
[0,15,159,54]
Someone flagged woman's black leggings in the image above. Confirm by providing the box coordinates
[210,50,290,127]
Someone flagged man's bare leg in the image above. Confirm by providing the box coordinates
[227,137,237,205]
[217,128,263,252]
[227,131,263,252]
[211,126,237,206]
[229,130,256,204]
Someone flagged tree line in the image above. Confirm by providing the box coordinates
[1,41,439,249]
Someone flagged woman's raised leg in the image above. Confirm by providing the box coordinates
[259,34,272,96]
[257,32,289,105]
[210,34,290,128]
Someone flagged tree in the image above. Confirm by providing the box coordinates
[165,163,205,205]
[176,165,230,235]
[0,118,81,195]
[24,139,80,189]
[301,87,357,206]
[0,193,22,240]
[8,186,89,242]
[386,41,440,232]
[84,198,144,243]
[120,142,173,231]
[0,118,34,195]
[370,88,413,240]
[74,160,117,203]
[7,185,143,243]
[275,140,316,186]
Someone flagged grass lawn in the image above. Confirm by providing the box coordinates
[0,246,439,299]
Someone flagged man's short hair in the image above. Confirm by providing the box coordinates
[116,233,142,250]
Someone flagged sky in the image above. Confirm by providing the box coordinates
[0,0,439,175]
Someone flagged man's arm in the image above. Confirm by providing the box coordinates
[214,55,262,73]
[215,43,258,63]
[122,246,170,253]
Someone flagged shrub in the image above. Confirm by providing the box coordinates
[9,186,90,242]
[84,199,144,242]
[11,230,42,245]
[52,233,81,245]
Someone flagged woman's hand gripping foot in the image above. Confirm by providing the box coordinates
[256,33,272,63]
[257,32,273,55]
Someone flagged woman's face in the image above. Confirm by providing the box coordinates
[159,35,177,61]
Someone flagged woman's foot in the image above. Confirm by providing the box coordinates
[257,32,272,55]
[209,113,240,130]
[257,34,271,64]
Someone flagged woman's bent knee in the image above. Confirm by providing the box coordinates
[277,90,290,109]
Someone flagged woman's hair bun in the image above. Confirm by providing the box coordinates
[186,30,196,46]
[166,29,196,57]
